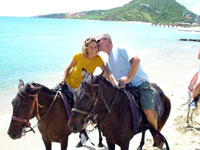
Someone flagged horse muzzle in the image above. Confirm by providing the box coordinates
[68,120,84,133]
[7,128,22,139]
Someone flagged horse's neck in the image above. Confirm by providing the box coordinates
[38,92,61,115]
[101,85,128,112]
[99,87,133,134]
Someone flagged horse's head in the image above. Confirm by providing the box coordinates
[7,80,43,139]
[68,69,105,133]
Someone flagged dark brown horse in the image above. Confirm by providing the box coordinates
[68,70,171,150]
[7,80,71,150]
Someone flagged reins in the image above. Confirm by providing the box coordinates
[11,86,59,135]
[71,79,119,147]
[72,80,119,129]
[71,82,99,116]
[94,86,119,128]
[12,92,41,134]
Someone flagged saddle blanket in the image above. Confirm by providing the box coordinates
[123,86,164,133]
[58,91,71,120]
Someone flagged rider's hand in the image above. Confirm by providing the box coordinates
[59,79,65,86]
[118,84,126,89]
[119,76,130,85]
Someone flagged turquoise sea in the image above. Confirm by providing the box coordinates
[0,16,200,130]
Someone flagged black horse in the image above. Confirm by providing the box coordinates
[7,80,72,150]
[68,70,171,150]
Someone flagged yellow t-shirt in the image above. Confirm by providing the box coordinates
[65,53,104,89]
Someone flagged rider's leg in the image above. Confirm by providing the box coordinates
[190,81,200,109]
[138,82,163,148]
[143,109,158,130]
[138,82,157,129]
[143,109,164,148]
[192,81,200,99]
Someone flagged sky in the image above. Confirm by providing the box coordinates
[0,0,199,17]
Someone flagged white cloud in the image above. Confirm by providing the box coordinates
[0,0,131,17]
[176,0,200,15]
[0,0,199,17]
[191,2,200,15]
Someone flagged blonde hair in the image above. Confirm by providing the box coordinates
[82,37,97,58]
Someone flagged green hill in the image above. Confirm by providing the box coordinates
[38,0,197,24]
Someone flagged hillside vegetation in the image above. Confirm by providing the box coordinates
[37,0,197,24]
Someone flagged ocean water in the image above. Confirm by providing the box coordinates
[0,16,200,129]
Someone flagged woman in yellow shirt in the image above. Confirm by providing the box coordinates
[63,37,114,89]
[62,37,115,147]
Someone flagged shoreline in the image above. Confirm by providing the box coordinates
[178,27,200,34]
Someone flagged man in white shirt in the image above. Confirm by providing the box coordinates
[96,33,163,148]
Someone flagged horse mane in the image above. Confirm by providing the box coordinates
[25,82,56,95]
[98,76,121,91]
[101,77,111,85]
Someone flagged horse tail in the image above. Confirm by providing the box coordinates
[158,95,171,131]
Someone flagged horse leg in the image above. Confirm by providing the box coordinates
[190,110,194,122]
[61,137,68,150]
[106,139,115,150]
[187,107,194,126]
[187,91,192,126]
[187,107,191,126]
[149,127,170,150]
[119,141,130,150]
[42,137,52,150]
[97,126,103,147]
[137,130,146,150]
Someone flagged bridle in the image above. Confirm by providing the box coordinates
[72,80,119,127]
[11,85,59,135]
[72,81,98,116]
[11,91,42,134]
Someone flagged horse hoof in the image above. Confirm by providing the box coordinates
[153,134,164,149]
[98,143,104,148]
[137,147,142,150]
[76,141,83,148]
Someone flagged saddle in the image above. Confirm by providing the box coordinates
[125,83,163,118]
[122,83,164,133]
[53,83,74,108]
[124,83,140,104]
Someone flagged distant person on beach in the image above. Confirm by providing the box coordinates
[96,33,164,148]
[189,48,200,110]
[62,37,115,147]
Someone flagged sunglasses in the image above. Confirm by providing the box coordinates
[85,38,96,45]
[97,38,107,43]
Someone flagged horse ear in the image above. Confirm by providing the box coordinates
[82,68,88,78]
[100,70,104,78]
[95,71,104,83]
[18,79,24,90]
[97,70,104,78]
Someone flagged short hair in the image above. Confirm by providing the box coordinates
[96,33,112,44]
[82,37,97,58]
